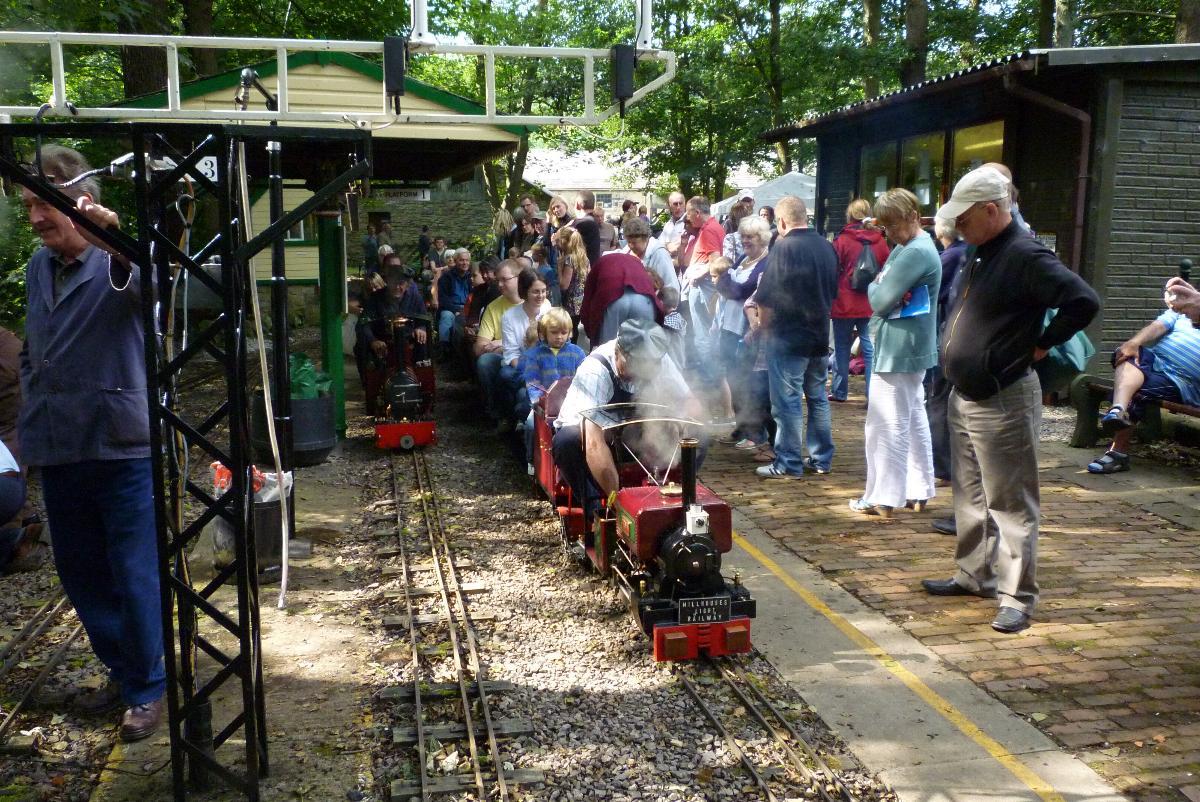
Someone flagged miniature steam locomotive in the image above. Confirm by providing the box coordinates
[532,389,755,661]
[370,315,437,450]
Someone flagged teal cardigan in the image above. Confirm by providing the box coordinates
[867,231,941,375]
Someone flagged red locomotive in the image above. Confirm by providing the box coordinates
[369,315,437,450]
[533,389,755,661]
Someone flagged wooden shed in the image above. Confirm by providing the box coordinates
[762,45,1200,355]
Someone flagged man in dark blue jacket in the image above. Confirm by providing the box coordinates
[436,249,472,358]
[19,145,164,740]
[753,196,838,478]
[922,166,1099,635]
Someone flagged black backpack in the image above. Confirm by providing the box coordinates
[848,240,879,292]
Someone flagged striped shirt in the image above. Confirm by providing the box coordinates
[1150,311,1200,406]
[523,341,587,403]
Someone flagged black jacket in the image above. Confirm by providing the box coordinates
[940,220,1099,401]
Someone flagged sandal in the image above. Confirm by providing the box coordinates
[905,499,930,512]
[849,498,893,518]
[753,448,777,463]
[1100,406,1132,435]
[1087,450,1130,474]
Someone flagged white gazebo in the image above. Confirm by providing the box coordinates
[713,171,816,217]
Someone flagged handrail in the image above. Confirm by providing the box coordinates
[0,30,675,127]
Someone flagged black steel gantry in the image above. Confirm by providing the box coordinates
[0,121,370,801]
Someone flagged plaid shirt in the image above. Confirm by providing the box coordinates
[523,340,587,403]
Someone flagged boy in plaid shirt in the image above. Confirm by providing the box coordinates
[522,308,587,472]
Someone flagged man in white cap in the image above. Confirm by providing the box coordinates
[920,165,1099,634]
[553,319,701,521]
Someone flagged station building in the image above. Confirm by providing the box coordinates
[762,45,1200,356]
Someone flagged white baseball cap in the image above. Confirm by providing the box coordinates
[935,166,1010,221]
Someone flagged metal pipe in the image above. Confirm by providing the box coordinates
[680,437,698,509]
[1003,76,1091,273]
[636,0,654,49]
[410,0,432,46]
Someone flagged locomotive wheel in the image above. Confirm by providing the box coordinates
[399,434,416,450]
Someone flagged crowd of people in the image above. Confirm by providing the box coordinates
[374,166,1118,638]
[8,140,1200,769]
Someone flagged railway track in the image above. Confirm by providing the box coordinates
[378,450,542,800]
[679,655,861,802]
[0,588,87,748]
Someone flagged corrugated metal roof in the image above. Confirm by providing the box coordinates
[762,52,1035,142]
[764,43,1200,142]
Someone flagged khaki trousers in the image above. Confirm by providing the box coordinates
[948,371,1042,614]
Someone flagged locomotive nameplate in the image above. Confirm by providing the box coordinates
[679,596,731,624]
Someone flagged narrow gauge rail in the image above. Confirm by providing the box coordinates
[0,589,86,746]
[679,656,861,802]
[380,450,541,799]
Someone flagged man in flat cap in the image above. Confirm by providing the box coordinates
[553,319,701,521]
[921,165,1099,634]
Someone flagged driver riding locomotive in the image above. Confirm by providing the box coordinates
[543,319,754,661]
[359,259,437,449]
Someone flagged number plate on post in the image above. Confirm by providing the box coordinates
[679,596,731,624]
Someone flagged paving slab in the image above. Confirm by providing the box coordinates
[724,508,1127,802]
[701,384,1200,801]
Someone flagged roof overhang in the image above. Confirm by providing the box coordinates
[763,43,1200,143]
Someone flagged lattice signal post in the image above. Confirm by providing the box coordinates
[0,122,370,801]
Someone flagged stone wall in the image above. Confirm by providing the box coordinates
[350,178,496,271]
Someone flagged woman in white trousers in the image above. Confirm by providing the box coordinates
[850,189,942,517]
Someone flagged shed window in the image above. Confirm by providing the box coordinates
[951,120,1005,184]
[859,142,897,202]
[901,132,945,214]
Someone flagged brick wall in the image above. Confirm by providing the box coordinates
[1106,81,1200,352]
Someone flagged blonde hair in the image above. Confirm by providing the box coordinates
[548,195,571,226]
[538,307,574,340]
[708,255,733,273]
[872,188,921,226]
[555,227,589,276]
[492,208,514,237]
[846,198,872,222]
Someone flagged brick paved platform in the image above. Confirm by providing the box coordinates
[700,381,1200,802]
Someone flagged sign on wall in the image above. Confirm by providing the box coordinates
[377,188,432,202]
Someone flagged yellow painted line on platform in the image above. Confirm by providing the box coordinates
[733,531,1066,802]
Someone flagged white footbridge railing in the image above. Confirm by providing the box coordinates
[0,0,672,127]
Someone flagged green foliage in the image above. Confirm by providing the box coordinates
[0,197,37,333]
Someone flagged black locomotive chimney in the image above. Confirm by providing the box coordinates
[680,437,698,508]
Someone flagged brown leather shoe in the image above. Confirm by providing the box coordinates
[120,697,164,742]
[75,681,123,715]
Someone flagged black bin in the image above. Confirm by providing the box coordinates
[212,486,292,574]
[251,393,337,467]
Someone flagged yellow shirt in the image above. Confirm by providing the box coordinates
[479,296,520,343]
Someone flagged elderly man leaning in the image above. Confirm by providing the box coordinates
[921,166,1099,634]
[552,319,702,523]
[19,145,166,739]
[752,196,838,478]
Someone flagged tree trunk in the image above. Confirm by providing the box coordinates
[899,0,928,87]
[863,0,881,98]
[1037,0,1055,47]
[767,0,791,174]
[1054,0,1075,47]
[181,0,218,77]
[1178,0,1200,42]
[118,0,172,98]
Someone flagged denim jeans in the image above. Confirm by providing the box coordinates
[830,317,873,401]
[499,362,528,423]
[43,458,166,706]
[686,282,720,383]
[437,309,457,343]
[767,339,834,475]
[476,352,503,418]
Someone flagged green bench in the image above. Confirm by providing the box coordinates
[1068,373,1200,447]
